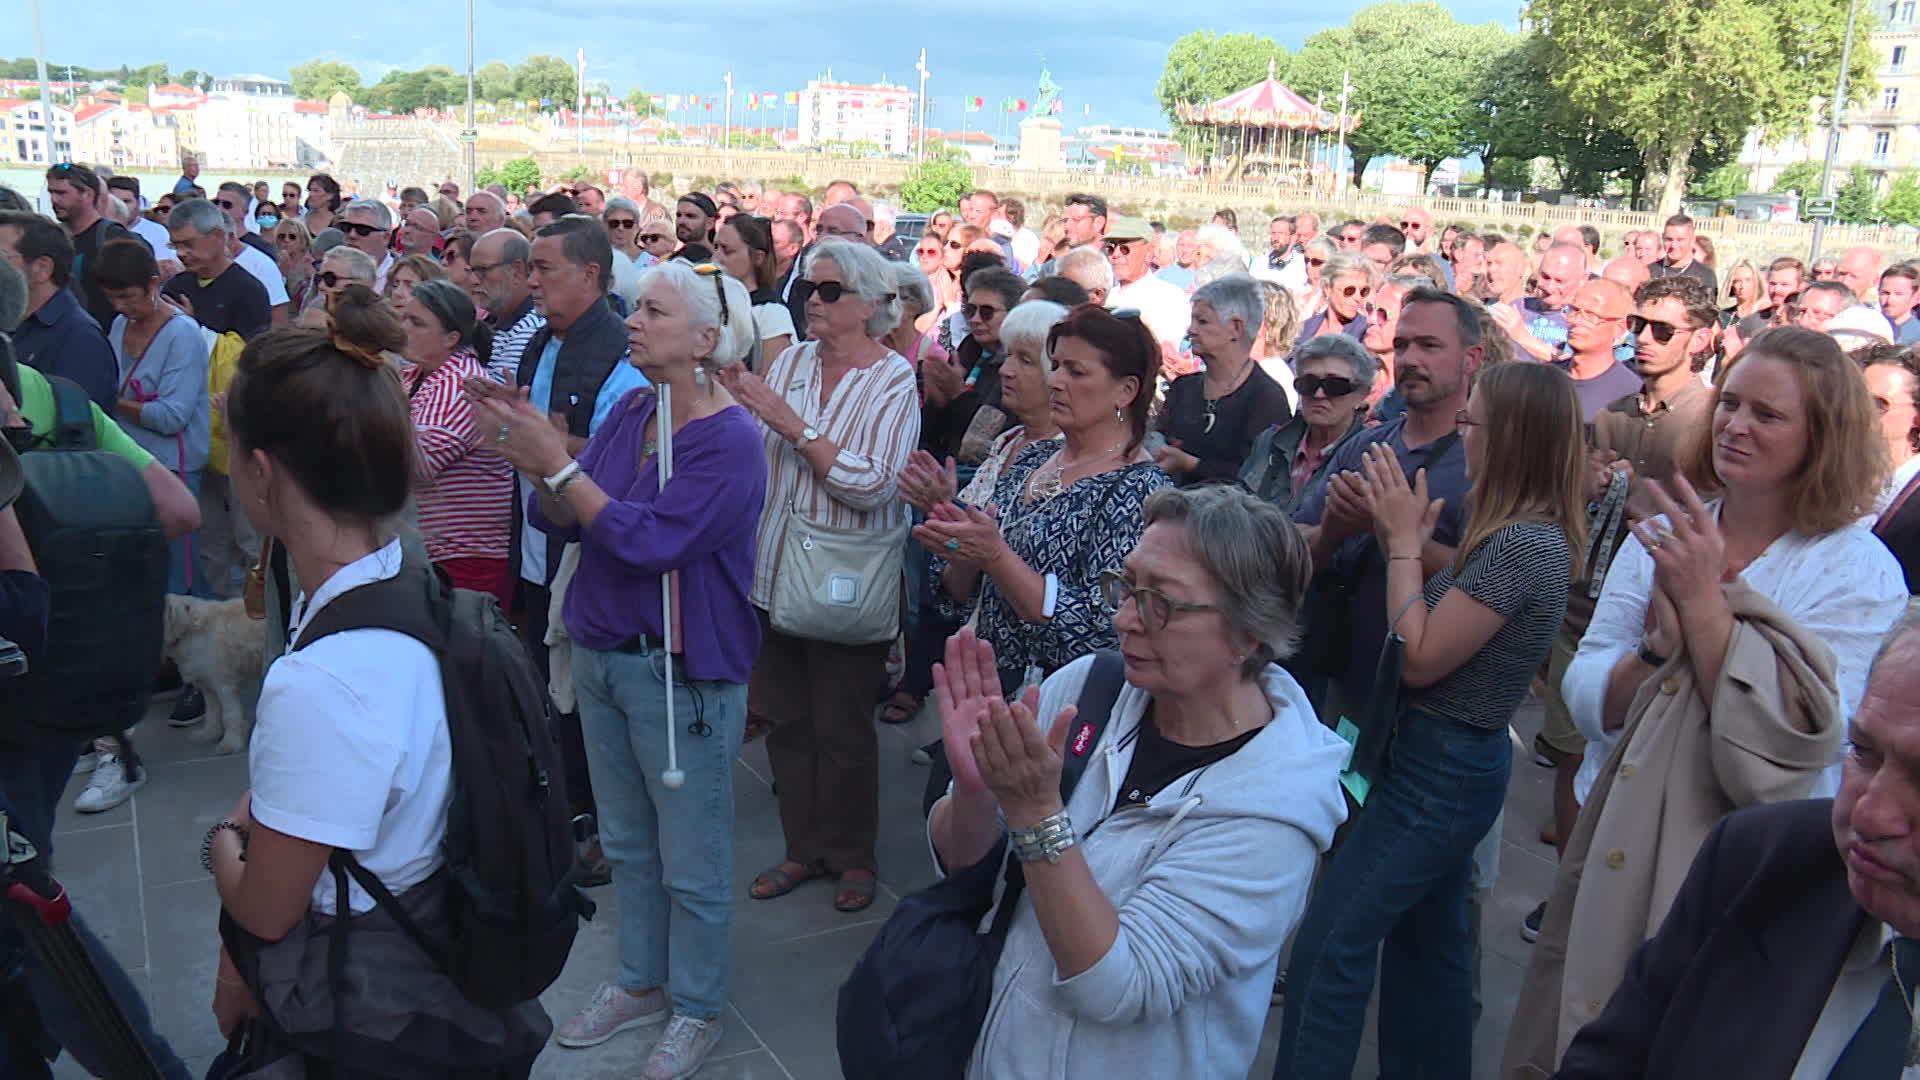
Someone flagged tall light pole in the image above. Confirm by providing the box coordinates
[915,49,930,164]
[723,70,733,176]
[464,0,476,196]
[1810,0,1863,263]
[1332,70,1353,199]
[29,0,54,164]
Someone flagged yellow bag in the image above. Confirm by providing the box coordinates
[204,330,246,476]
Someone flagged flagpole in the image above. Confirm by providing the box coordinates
[575,49,586,155]
[915,49,930,164]
[723,71,734,176]
[1333,69,1352,198]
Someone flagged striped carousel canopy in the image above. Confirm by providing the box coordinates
[1175,60,1355,133]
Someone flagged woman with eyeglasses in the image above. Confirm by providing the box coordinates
[712,214,795,368]
[919,267,1028,469]
[637,215,677,264]
[1241,334,1376,512]
[476,261,766,1075]
[1504,327,1909,1075]
[919,303,1171,694]
[1278,362,1587,1080]
[297,247,377,329]
[927,484,1349,1080]
[718,238,921,916]
[1296,251,1374,347]
[396,280,511,606]
[1153,273,1293,486]
[602,195,653,311]
[384,253,448,310]
[272,217,316,316]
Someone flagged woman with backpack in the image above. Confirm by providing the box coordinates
[204,290,550,1076]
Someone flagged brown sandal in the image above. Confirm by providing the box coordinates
[834,869,878,913]
[750,859,825,900]
[878,691,921,726]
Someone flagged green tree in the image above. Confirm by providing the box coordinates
[289,59,362,101]
[1690,162,1750,201]
[477,61,515,102]
[1769,160,1823,196]
[622,88,663,118]
[1834,163,1880,224]
[477,157,541,192]
[1527,0,1877,217]
[1289,4,1501,189]
[899,159,974,213]
[1880,172,1920,227]
[1155,30,1289,160]
[514,55,577,107]
[363,66,465,113]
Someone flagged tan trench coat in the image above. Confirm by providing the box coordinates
[1501,580,1840,1078]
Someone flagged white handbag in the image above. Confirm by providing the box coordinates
[768,507,907,646]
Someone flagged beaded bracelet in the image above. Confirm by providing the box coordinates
[200,820,248,875]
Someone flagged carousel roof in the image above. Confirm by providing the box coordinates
[1175,60,1356,133]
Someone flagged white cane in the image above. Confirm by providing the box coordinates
[657,380,686,789]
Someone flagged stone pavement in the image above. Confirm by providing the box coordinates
[49,693,1559,1079]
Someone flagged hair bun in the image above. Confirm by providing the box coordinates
[324,283,407,368]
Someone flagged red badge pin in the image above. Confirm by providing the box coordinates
[1070,722,1094,757]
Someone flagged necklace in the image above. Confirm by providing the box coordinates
[1893,943,1920,1066]
[1201,356,1256,434]
[1028,438,1127,502]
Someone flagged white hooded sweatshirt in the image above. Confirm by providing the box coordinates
[956,654,1350,1079]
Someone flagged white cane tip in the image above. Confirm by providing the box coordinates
[661,769,686,789]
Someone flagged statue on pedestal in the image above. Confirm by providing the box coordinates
[1035,63,1060,117]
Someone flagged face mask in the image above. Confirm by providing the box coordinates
[1614,334,1638,365]
[257,215,279,229]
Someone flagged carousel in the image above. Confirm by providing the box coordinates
[1175,60,1359,185]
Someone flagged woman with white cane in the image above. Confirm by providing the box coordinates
[471,260,766,1078]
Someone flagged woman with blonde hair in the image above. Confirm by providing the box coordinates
[1504,326,1909,1075]
[1279,361,1588,1079]
[271,216,316,314]
[1720,258,1764,327]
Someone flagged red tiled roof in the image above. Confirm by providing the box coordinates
[74,103,116,123]
[293,100,329,114]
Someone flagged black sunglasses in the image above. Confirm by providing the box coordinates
[216,198,242,210]
[318,271,345,288]
[811,281,895,305]
[338,221,384,237]
[963,302,1002,321]
[640,231,671,244]
[605,218,639,229]
[690,263,731,327]
[1294,374,1359,399]
[1627,313,1683,344]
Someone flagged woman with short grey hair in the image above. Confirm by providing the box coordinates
[1297,251,1375,345]
[483,259,767,1074]
[799,237,903,339]
[928,482,1348,1079]
[603,195,650,309]
[1240,333,1375,512]
[1152,271,1293,486]
[881,260,940,373]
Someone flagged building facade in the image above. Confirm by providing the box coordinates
[0,100,74,164]
[796,77,913,155]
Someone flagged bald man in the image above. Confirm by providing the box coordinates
[1839,245,1885,304]
[815,203,871,243]
[1563,278,1644,420]
[1488,242,1587,361]
[1601,255,1650,295]
[399,206,442,256]
[1398,206,1434,254]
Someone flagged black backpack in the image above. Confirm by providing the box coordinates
[4,363,167,744]
[294,554,594,1009]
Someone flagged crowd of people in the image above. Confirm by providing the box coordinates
[1,153,1919,1080]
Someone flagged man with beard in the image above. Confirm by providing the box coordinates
[673,192,717,262]
[1552,614,1920,1079]
[1357,274,1424,422]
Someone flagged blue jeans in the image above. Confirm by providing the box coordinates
[573,644,745,1022]
[0,745,193,1080]
[1274,711,1511,1080]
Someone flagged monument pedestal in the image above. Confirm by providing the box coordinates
[1016,116,1064,171]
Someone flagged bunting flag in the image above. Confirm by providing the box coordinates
[1002,98,1028,113]
[761,92,779,106]
[651,94,664,107]
[666,94,681,109]
[688,94,700,106]
[747,97,758,111]
[704,101,712,111]
[785,91,799,105]
[965,96,983,112]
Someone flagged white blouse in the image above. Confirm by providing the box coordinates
[1565,507,1907,802]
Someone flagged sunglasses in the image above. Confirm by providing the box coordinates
[947,240,965,250]
[916,246,939,256]
[216,198,242,210]
[690,263,731,326]
[640,232,671,244]
[963,302,1002,321]
[1102,240,1138,255]
[338,221,384,237]
[605,218,639,229]
[318,271,346,288]
[1627,313,1683,343]
[809,281,896,305]
[1294,374,1359,399]
[1338,284,1372,299]
[1306,257,1328,268]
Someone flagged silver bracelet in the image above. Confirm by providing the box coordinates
[1009,810,1076,864]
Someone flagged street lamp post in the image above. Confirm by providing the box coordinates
[1810,0,1862,263]
[915,49,930,164]
[723,71,733,175]
[464,0,476,196]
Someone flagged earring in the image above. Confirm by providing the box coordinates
[1114,405,1125,423]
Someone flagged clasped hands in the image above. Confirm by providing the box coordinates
[932,629,1074,830]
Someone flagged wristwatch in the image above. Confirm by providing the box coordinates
[543,460,584,495]
[1638,639,1669,668]
[792,425,821,450]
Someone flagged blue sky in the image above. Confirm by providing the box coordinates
[9,0,1521,132]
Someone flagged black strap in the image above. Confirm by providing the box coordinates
[988,650,1126,939]
[38,375,96,451]
[328,851,459,976]
[1402,430,1460,475]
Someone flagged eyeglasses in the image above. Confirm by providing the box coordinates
[1338,284,1372,299]
[468,261,503,276]
[1398,220,1413,229]
[639,232,671,244]
[963,302,1002,321]
[1627,314,1684,343]
[809,281,896,305]
[1102,240,1138,255]
[338,221,384,238]
[1098,570,1220,633]
[1365,304,1392,325]
[1454,410,1484,433]
[1306,257,1328,268]
[1294,374,1359,399]
[916,246,939,257]
[605,218,638,230]
[318,271,345,288]
[216,198,241,210]
[947,240,965,250]
[690,263,731,326]
[1568,306,1624,324]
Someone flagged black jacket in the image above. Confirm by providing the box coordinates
[1554,799,1865,1079]
[1238,411,1366,512]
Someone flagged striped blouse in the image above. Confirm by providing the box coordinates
[747,340,922,610]
[401,349,515,564]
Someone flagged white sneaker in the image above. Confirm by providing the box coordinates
[642,1014,722,1080]
[73,753,145,813]
[554,982,668,1048]
[71,751,97,776]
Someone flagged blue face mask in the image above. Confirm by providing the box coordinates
[1614,335,1638,365]
[257,214,280,230]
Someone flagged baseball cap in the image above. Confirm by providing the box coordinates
[1105,215,1152,243]
[1827,304,1897,348]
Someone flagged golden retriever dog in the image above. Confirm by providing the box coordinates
[162,596,266,755]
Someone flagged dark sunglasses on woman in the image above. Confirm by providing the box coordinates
[1293,374,1359,399]
[337,221,384,238]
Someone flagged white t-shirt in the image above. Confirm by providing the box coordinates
[127,216,176,262]
[249,540,453,915]
[753,299,795,344]
[231,241,291,306]
[1109,274,1192,350]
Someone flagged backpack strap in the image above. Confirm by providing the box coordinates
[40,375,97,451]
[291,556,445,654]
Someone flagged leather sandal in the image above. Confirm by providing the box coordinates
[834,869,878,913]
[750,859,825,900]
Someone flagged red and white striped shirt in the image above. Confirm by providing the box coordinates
[401,349,514,564]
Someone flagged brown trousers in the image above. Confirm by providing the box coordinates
[754,609,891,873]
